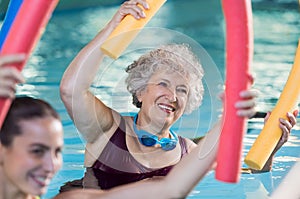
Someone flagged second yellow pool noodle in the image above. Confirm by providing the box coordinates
[244,39,300,170]
[100,0,167,59]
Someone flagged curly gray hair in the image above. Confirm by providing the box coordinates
[125,44,204,114]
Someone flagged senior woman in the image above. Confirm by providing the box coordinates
[59,0,294,191]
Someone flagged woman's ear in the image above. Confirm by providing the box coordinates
[136,90,143,103]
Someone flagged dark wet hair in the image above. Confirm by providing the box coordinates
[0,96,60,147]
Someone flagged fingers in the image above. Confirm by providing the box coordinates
[0,54,26,66]
[277,112,297,133]
[0,82,17,98]
[275,111,298,149]
[247,73,255,85]
[118,0,149,20]
[0,62,25,99]
[235,98,256,109]
[218,92,224,101]
[293,109,299,117]
[0,54,25,98]
[220,87,258,118]
[276,119,291,148]
[125,0,149,9]
[234,89,259,118]
[0,77,17,98]
[219,89,258,118]
[236,108,256,118]
[235,89,258,109]
[264,111,271,124]
[277,124,289,149]
[239,89,259,99]
[286,112,297,127]
[279,117,293,133]
[0,67,25,84]
[234,96,256,117]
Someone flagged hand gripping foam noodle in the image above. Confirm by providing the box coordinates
[215,0,253,183]
[0,0,59,128]
[0,0,23,49]
[100,0,167,59]
[245,40,300,170]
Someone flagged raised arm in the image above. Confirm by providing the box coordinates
[59,0,149,142]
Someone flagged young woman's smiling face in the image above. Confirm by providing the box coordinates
[138,69,189,129]
[1,116,63,196]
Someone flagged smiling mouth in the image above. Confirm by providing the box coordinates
[30,174,51,187]
[158,103,175,112]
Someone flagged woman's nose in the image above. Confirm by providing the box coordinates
[166,87,177,102]
[43,153,61,173]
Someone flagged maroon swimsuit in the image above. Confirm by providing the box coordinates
[86,116,189,189]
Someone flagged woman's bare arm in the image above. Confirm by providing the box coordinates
[59,0,149,142]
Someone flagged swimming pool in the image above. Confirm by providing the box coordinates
[1,0,300,198]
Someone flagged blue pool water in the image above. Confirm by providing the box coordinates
[1,0,300,198]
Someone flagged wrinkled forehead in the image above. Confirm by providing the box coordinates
[149,67,190,85]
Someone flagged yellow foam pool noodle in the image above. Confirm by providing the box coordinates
[244,40,300,170]
[100,0,167,59]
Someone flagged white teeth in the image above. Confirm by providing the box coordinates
[34,175,51,185]
[36,176,46,182]
[158,104,174,111]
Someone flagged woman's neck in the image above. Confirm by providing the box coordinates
[136,113,170,139]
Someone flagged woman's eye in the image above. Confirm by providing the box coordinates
[158,82,168,87]
[177,87,187,94]
[31,148,45,157]
[55,148,62,157]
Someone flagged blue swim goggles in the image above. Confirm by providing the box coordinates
[133,114,178,151]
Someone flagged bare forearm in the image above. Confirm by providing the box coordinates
[54,180,165,199]
[59,31,108,140]
[60,4,131,96]
[59,13,122,138]
[163,120,221,198]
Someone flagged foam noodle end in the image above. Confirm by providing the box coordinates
[100,29,140,59]
[244,159,263,170]
[100,0,166,59]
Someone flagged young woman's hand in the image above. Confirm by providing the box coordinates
[0,54,25,98]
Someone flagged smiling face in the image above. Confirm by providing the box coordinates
[126,44,204,115]
[1,116,63,196]
[137,69,189,130]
